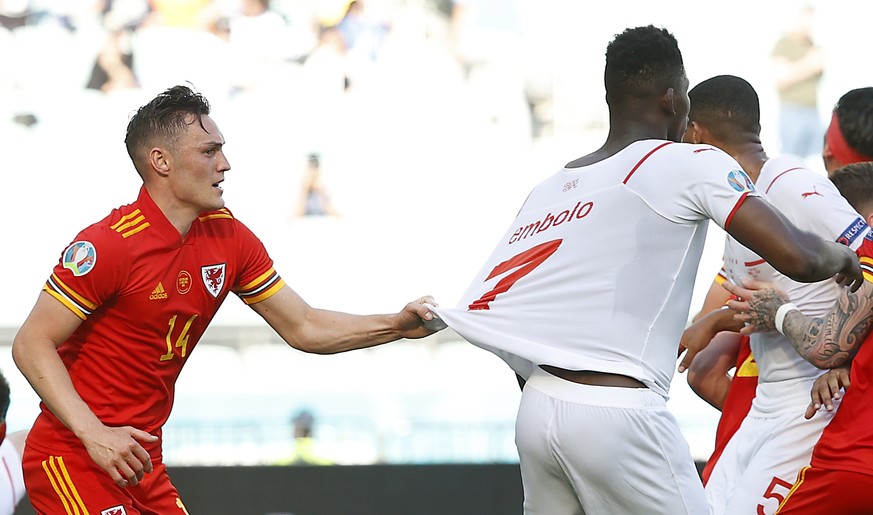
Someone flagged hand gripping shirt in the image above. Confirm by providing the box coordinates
[811,235,873,476]
[722,156,869,415]
[434,140,757,399]
[31,187,285,460]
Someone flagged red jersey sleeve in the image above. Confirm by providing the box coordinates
[231,219,285,304]
[42,224,129,320]
[858,235,873,284]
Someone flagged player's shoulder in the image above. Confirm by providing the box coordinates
[59,200,146,272]
[654,142,751,186]
[195,207,244,239]
[859,231,873,257]
[92,198,154,242]
[656,142,739,169]
[195,208,238,234]
[757,155,820,189]
[197,207,236,223]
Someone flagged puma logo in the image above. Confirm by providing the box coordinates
[801,186,823,198]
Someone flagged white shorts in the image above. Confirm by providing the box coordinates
[705,405,836,515]
[0,438,25,515]
[516,368,708,515]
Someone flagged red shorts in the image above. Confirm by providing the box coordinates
[777,466,873,514]
[22,444,189,515]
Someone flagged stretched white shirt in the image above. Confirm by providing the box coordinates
[0,437,25,515]
[722,155,870,415]
[435,140,757,399]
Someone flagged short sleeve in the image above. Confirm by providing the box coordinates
[231,219,285,304]
[858,236,873,284]
[43,226,128,320]
[764,167,870,251]
[624,143,758,230]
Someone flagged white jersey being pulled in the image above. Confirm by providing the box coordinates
[722,155,869,415]
[435,140,757,399]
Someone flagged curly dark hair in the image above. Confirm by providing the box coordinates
[688,75,761,142]
[124,84,212,177]
[605,25,686,105]
[834,87,873,157]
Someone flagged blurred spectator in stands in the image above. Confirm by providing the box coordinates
[85,0,149,93]
[223,0,311,95]
[337,1,388,62]
[294,153,339,218]
[276,409,332,465]
[0,0,28,30]
[303,22,349,90]
[448,0,530,143]
[771,5,824,159]
[143,0,220,32]
[297,23,349,154]
[334,0,390,89]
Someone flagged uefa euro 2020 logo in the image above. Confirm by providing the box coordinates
[62,241,97,277]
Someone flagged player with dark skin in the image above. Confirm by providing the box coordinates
[434,27,863,514]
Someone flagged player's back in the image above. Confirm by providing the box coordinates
[437,139,755,398]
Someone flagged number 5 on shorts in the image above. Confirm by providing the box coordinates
[468,239,562,311]
[757,476,794,515]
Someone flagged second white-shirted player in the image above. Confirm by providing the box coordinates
[0,369,27,515]
[679,76,871,515]
[433,26,863,515]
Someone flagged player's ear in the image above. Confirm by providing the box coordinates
[150,147,170,177]
[683,121,701,144]
[661,87,676,116]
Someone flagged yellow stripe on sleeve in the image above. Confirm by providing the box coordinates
[50,275,98,311]
[43,286,87,320]
[239,268,277,292]
[860,256,873,283]
[243,280,286,305]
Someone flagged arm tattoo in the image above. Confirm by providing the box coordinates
[783,286,873,369]
[744,288,790,332]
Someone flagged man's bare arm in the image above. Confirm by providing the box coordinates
[725,279,873,368]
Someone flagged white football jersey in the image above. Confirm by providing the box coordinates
[722,155,870,415]
[435,140,757,399]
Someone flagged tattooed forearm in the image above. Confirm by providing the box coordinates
[744,288,790,332]
[782,287,873,369]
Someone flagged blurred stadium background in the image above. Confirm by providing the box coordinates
[2,0,873,513]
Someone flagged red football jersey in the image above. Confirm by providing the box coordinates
[809,235,873,476]
[30,187,284,461]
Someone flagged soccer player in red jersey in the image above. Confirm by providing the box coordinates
[725,162,873,514]
[11,85,442,514]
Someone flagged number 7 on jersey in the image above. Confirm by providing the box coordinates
[468,239,562,311]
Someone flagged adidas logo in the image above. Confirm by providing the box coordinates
[149,282,169,300]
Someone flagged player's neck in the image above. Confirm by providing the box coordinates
[728,143,768,184]
[144,185,198,238]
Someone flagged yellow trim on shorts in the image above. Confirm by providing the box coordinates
[42,456,90,515]
[775,465,809,514]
